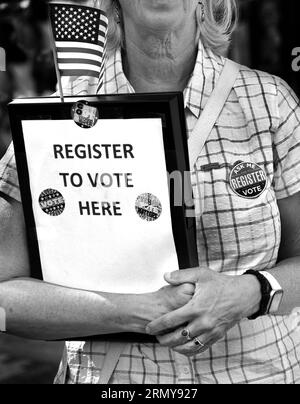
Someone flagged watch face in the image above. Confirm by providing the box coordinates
[268,291,284,315]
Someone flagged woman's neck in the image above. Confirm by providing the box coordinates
[122,22,198,93]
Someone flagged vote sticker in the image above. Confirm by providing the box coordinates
[229,162,267,199]
[71,100,99,129]
[135,193,162,222]
[39,189,65,216]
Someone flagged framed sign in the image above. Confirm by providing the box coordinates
[9,93,198,341]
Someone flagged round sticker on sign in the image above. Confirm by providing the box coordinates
[39,189,65,216]
[135,193,162,222]
[71,100,99,129]
[229,162,267,199]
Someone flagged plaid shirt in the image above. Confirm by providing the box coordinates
[1,41,300,384]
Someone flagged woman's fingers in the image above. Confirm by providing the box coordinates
[170,331,210,356]
[157,327,190,348]
[172,330,225,356]
[164,268,202,286]
[146,305,194,336]
[156,317,229,357]
[157,318,217,348]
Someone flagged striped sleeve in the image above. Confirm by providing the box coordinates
[0,142,21,202]
[273,78,300,199]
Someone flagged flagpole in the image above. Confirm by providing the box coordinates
[50,24,64,103]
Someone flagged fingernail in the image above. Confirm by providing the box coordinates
[165,272,172,279]
[145,326,151,334]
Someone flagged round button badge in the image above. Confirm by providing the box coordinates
[39,189,65,216]
[71,100,99,129]
[229,162,267,199]
[135,193,162,222]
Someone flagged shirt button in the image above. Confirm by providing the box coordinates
[183,366,191,375]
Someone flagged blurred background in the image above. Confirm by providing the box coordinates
[0,0,299,384]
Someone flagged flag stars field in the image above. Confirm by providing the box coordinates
[50,3,108,89]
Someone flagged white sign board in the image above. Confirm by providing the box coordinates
[22,119,179,294]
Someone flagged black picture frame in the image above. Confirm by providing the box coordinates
[8,92,199,342]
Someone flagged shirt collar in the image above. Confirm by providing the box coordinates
[184,41,225,118]
[70,40,225,119]
[101,49,134,95]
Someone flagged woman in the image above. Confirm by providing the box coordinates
[1,0,300,384]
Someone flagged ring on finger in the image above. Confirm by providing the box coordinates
[194,337,205,350]
[181,329,192,342]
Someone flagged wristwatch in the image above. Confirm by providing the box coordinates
[243,270,284,320]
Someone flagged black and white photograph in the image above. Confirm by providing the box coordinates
[0,0,300,387]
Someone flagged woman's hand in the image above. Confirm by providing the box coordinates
[129,282,195,333]
[146,268,262,356]
[153,283,196,316]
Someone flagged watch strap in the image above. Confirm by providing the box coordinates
[243,270,272,320]
[260,271,282,291]
[0,308,6,333]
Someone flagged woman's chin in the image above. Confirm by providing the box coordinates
[143,0,177,7]
[120,0,197,32]
[135,9,185,32]
[136,0,184,18]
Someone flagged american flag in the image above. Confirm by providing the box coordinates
[49,3,108,90]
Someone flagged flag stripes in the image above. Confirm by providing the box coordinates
[49,3,108,90]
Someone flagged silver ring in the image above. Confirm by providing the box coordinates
[182,329,192,342]
[194,337,205,349]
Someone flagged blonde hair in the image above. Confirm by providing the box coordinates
[102,0,238,56]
